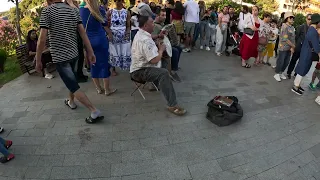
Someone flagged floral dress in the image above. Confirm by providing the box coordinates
[109,8,131,70]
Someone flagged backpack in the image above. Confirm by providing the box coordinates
[206,96,243,127]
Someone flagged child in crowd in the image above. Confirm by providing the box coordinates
[0,137,14,163]
[309,62,320,90]
[263,19,278,66]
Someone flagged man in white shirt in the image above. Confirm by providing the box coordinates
[130,16,186,116]
[238,5,251,37]
[183,0,199,52]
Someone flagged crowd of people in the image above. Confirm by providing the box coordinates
[1,0,320,164]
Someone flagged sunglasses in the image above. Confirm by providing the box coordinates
[289,16,295,19]
[307,19,311,21]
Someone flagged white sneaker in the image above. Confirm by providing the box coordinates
[280,74,287,80]
[315,96,320,105]
[217,52,222,56]
[45,73,54,79]
[274,74,281,82]
[182,48,191,53]
[200,46,204,50]
[206,46,211,51]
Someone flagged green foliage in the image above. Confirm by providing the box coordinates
[293,13,306,29]
[207,0,242,13]
[256,0,279,14]
[0,19,18,54]
[0,56,22,85]
[0,48,7,73]
[0,49,7,61]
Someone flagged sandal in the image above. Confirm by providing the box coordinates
[96,88,104,94]
[85,116,104,124]
[0,154,14,164]
[168,106,187,116]
[5,140,12,149]
[105,89,117,96]
[64,99,77,110]
[242,64,251,68]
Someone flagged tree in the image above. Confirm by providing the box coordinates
[256,0,279,13]
[292,0,310,13]
[8,0,22,45]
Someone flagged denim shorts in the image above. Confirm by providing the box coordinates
[56,57,80,93]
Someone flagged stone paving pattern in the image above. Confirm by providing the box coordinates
[0,50,320,180]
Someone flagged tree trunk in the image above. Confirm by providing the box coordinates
[15,0,23,45]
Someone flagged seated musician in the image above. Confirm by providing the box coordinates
[26,30,54,79]
[130,16,186,116]
[152,8,182,82]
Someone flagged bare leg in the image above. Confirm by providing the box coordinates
[184,36,190,49]
[103,78,110,92]
[92,78,102,89]
[311,71,316,84]
[73,90,97,112]
[69,92,75,104]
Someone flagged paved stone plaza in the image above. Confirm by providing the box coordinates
[0,50,320,180]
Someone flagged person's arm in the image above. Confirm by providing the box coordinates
[78,24,95,63]
[126,10,131,33]
[100,8,113,40]
[218,14,222,28]
[295,25,302,45]
[36,29,47,63]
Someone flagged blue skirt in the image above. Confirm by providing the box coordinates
[89,35,111,78]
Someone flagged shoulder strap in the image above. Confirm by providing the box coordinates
[85,13,91,32]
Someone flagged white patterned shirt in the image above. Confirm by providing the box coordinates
[130,29,161,73]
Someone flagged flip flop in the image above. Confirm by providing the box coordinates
[85,116,104,124]
[167,106,187,116]
[5,140,12,149]
[64,99,77,110]
[0,154,14,164]
[105,89,117,96]
[242,64,251,68]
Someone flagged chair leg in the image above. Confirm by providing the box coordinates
[138,87,146,100]
[25,66,31,75]
[151,82,159,91]
[131,82,146,100]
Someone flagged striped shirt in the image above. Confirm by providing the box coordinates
[39,2,82,63]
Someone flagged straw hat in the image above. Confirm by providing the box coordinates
[284,12,294,20]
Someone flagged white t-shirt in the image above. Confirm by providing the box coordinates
[183,0,199,23]
[130,29,161,73]
[238,12,251,32]
[131,15,139,30]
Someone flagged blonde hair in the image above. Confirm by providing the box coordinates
[85,0,105,23]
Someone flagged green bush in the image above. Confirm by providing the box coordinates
[0,48,7,73]
[293,13,306,29]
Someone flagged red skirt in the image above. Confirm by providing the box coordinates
[240,31,259,61]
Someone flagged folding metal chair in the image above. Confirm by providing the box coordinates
[131,78,159,100]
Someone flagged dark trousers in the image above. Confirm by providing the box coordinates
[275,50,291,74]
[274,36,279,56]
[131,67,177,107]
[171,46,182,71]
[287,50,300,75]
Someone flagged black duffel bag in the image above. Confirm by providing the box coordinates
[206,96,243,127]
